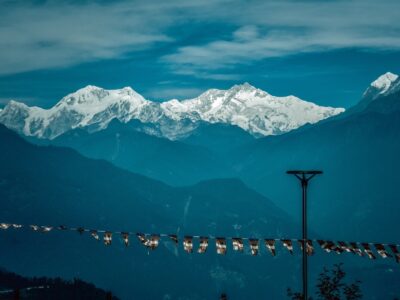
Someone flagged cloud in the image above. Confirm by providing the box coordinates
[0,0,229,75]
[0,1,179,75]
[162,0,400,76]
[0,0,399,78]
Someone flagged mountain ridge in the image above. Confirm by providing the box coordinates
[0,83,344,140]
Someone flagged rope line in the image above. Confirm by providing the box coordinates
[1,222,399,262]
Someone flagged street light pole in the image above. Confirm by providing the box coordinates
[287,170,322,300]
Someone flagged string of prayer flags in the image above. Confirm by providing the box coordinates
[265,239,276,256]
[362,243,376,260]
[389,245,400,263]
[183,236,193,253]
[232,238,244,252]
[104,232,112,246]
[282,239,293,255]
[3,220,400,263]
[374,244,391,258]
[249,239,259,256]
[90,230,99,241]
[198,237,208,254]
[121,232,129,247]
[216,238,227,255]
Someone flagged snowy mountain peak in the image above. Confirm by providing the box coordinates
[0,84,344,139]
[371,72,398,93]
[230,82,257,92]
[5,99,30,109]
[362,72,399,101]
[166,84,344,136]
[57,85,107,106]
[231,82,270,98]
[78,85,102,92]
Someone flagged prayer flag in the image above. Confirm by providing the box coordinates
[198,237,208,254]
[216,238,227,255]
[249,239,259,256]
[104,232,112,246]
[265,239,276,256]
[183,236,193,253]
[282,239,293,255]
[232,238,244,252]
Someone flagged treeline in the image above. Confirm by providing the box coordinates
[0,268,119,300]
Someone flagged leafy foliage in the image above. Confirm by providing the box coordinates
[287,264,362,300]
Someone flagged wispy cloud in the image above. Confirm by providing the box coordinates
[0,0,399,78]
[0,1,177,75]
[162,0,400,77]
[0,0,230,75]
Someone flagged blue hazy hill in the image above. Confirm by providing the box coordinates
[43,119,236,186]
[0,124,304,299]
[234,80,400,243]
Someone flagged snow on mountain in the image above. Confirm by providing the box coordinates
[0,83,344,140]
[363,72,399,100]
[162,83,344,136]
[0,86,154,139]
[371,72,398,93]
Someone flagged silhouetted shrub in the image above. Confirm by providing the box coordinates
[287,264,362,300]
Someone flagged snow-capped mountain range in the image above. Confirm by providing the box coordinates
[0,82,347,140]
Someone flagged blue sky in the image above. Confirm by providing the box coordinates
[0,0,399,109]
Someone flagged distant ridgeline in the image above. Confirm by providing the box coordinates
[0,268,118,300]
[0,82,344,140]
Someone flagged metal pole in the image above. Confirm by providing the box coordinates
[302,176,308,300]
[287,170,322,300]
